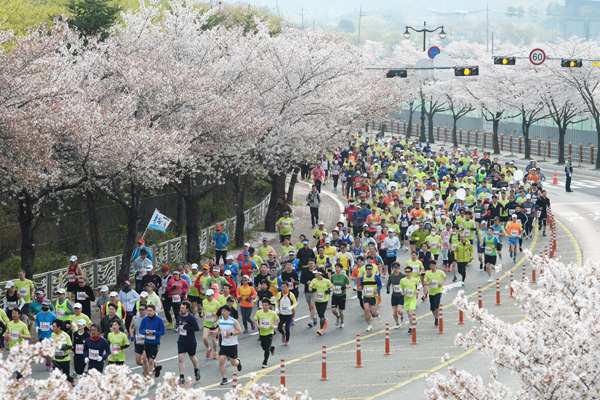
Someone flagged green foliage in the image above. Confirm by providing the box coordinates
[66,0,120,40]
[337,18,354,34]
[0,252,69,281]
[198,2,284,36]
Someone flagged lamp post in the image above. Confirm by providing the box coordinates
[404,21,446,143]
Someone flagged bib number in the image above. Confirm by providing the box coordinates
[525,208,531,214]
[511,230,518,236]
[9,330,19,340]
[55,349,64,358]
[429,280,439,288]
[404,289,415,297]
[260,319,271,328]
[110,344,121,354]
[75,344,84,354]
[364,287,374,296]
[474,213,481,219]
[77,292,87,301]
[145,333,156,340]
[68,273,76,283]
[401,221,408,227]
[57,309,65,318]
[179,327,187,336]
[333,286,342,294]
[392,285,401,293]
[19,288,28,296]
[316,292,325,301]
[135,334,145,344]
[40,322,51,331]
[281,305,291,313]
[485,246,493,254]
[172,294,181,303]
[89,349,99,359]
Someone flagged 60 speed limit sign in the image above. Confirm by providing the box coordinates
[529,48,546,65]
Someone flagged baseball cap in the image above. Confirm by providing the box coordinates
[42,299,51,306]
[5,281,14,289]
[191,263,198,269]
[140,291,148,297]
[318,221,325,226]
[526,194,531,199]
[73,303,82,309]
[202,264,210,270]
[226,255,234,260]
[100,285,109,292]
[224,270,232,276]
[315,268,325,275]
[262,236,269,241]
[283,210,290,214]
[216,225,222,230]
[70,255,78,262]
[243,251,250,255]
[268,251,275,255]
[109,291,118,297]
[173,270,181,274]
[226,296,235,302]
[342,226,348,231]
[124,280,131,285]
[325,238,331,243]
[244,242,250,247]
[137,238,145,244]
[57,288,66,294]
[303,240,309,244]
[242,275,251,280]
[212,267,220,272]
[77,319,87,326]
[206,289,215,296]
[288,251,296,255]
[161,265,170,271]
[145,265,153,271]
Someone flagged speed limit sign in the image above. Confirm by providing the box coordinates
[529,48,546,65]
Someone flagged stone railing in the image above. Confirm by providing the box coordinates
[1,194,270,302]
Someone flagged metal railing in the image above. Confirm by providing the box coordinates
[0,194,270,303]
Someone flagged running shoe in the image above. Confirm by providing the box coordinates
[487,278,493,283]
[284,341,289,346]
[408,327,412,334]
[513,258,517,263]
[195,369,201,381]
[237,359,242,371]
[400,316,404,325]
[179,377,185,386]
[377,315,382,324]
[154,365,162,378]
[340,322,345,328]
[281,334,286,342]
[366,325,373,332]
[270,346,275,356]
[167,322,173,330]
[461,282,465,287]
[434,319,439,327]
[206,349,211,358]
[453,276,457,282]
[395,324,400,329]
[335,317,340,326]
[251,322,256,330]
[317,329,322,336]
[220,378,229,385]
[213,353,218,360]
[262,363,268,368]
[243,329,248,334]
[308,321,313,328]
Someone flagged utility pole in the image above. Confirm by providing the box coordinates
[486,2,489,52]
[357,4,366,47]
[299,5,304,30]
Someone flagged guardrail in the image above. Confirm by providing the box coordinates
[0,194,270,302]
[366,120,597,166]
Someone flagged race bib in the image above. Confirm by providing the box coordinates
[281,305,291,313]
[75,344,84,354]
[77,292,87,300]
[429,280,439,288]
[6,301,16,309]
[464,229,470,236]
[401,221,408,227]
[525,208,531,214]
[110,344,121,354]
[260,319,271,328]
[316,292,325,301]
[172,294,181,303]
[392,285,401,293]
[485,246,493,254]
[333,286,342,294]
[452,243,458,250]
[56,309,65,318]
[509,209,515,215]
[68,273,76,283]
[404,289,415,297]
[474,213,481,219]
[283,221,290,227]
[40,322,51,331]
[55,349,64,358]
[364,287,374,296]
[135,334,145,344]
[511,230,518,236]
[9,330,19,340]
[205,313,215,322]
[145,333,156,340]
[431,242,438,248]
[19,288,28,296]
[138,269,146,277]
[89,349,99,359]
[179,328,187,336]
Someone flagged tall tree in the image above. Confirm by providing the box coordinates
[66,0,120,40]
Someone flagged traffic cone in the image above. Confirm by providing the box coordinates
[553,171,558,185]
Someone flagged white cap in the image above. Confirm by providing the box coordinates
[140,291,148,297]
[244,242,250,247]
[77,319,87,326]
[110,291,118,297]
[191,263,198,269]
[5,281,14,289]
[318,221,325,225]
[100,285,109,292]
[73,303,82,309]
[70,255,78,262]
[206,289,215,296]
[226,255,234,260]
[145,265,153,271]
[224,270,232,275]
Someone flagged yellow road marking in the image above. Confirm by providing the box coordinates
[555,217,582,267]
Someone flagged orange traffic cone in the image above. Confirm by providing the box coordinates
[552,171,558,185]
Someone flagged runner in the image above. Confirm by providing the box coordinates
[139,304,165,377]
[400,266,420,334]
[276,210,295,243]
[358,264,383,332]
[330,263,351,328]
[202,289,220,360]
[72,319,90,377]
[237,275,257,333]
[130,303,147,374]
[482,227,501,282]
[176,301,201,385]
[300,260,317,327]
[212,305,242,385]
[386,261,406,328]
[84,323,110,373]
[7,308,31,349]
[107,320,129,365]
[14,269,35,326]
[454,234,474,286]
[424,260,446,326]
[506,214,523,263]
[66,256,84,302]
[276,281,297,344]
[51,319,74,384]
[35,299,56,371]
[54,288,74,323]
[309,268,333,336]
[254,298,278,368]
[165,270,189,331]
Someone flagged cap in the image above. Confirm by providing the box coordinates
[42,299,51,306]
[325,238,331,243]
[202,264,210,270]
[303,240,309,244]
[35,289,44,295]
[57,288,66,294]
[526,194,531,199]
[124,280,131,285]
[161,265,170,271]
[226,255,234,260]
[5,281,14,289]
[243,251,250,255]
[262,236,269,241]
[173,270,181,274]
[315,268,324,275]
[322,231,328,236]
[268,251,275,255]
[441,215,447,219]
[318,221,325,226]
[100,285,109,292]
[216,225,222,230]
[283,210,290,214]
[73,303,82,309]
[480,220,488,224]
[139,291,149,297]
[77,319,87,326]
[206,289,215,296]
[226,296,235,302]
[242,275,251,280]
[501,188,507,191]
[224,270,232,276]
[244,242,250,247]
[191,263,198,269]
[288,250,296,256]
[342,226,348,231]
[70,255,78,262]
[137,238,145,244]
[145,265,153,271]
[212,267,220,272]
[109,291,118,297]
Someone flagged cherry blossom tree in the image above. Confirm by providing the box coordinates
[426,253,600,399]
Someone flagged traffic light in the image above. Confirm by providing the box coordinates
[561,59,582,68]
[386,69,408,78]
[454,66,479,77]
[494,56,516,65]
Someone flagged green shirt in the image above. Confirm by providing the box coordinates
[202,299,221,328]
[277,217,294,236]
[52,331,72,362]
[400,277,420,300]
[404,260,423,274]
[14,279,35,303]
[310,278,333,303]
[107,331,128,362]
[70,313,92,326]
[258,245,275,261]
[7,320,29,348]
[424,270,446,296]
[330,273,350,296]
[425,234,442,255]
[254,309,278,336]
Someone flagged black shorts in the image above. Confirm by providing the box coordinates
[500,216,509,223]
[280,234,291,243]
[331,295,346,310]
[188,295,200,304]
[363,297,377,306]
[218,345,238,359]
[177,341,197,356]
[409,240,416,246]
[391,295,404,307]
[429,293,441,312]
[484,255,497,265]
[144,343,160,359]
[134,343,145,355]
[21,303,30,315]
[496,243,503,251]
[67,283,78,293]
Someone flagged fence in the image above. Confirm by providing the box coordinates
[0,194,270,303]
[366,120,597,166]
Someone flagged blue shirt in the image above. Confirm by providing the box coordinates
[212,233,229,251]
[177,313,200,345]
[139,314,165,344]
[223,263,239,279]
[36,311,57,340]
[131,245,153,262]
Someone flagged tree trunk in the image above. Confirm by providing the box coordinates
[117,184,141,287]
[287,166,300,203]
[184,193,201,264]
[406,102,414,140]
[86,191,102,259]
[523,119,531,160]
[234,177,247,247]
[492,119,500,154]
[452,118,458,148]
[427,114,435,143]
[264,172,286,232]
[18,192,38,279]
[558,125,566,165]
[174,191,184,237]
[419,103,427,143]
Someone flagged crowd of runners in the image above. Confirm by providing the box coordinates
[1,131,552,387]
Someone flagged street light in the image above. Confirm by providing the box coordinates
[404,21,446,51]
